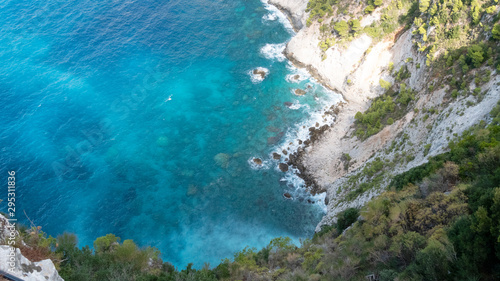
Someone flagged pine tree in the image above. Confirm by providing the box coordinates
[419,0,430,12]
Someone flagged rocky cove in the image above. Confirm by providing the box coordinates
[266,0,500,231]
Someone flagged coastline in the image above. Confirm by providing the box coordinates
[266,0,500,233]
[267,0,391,196]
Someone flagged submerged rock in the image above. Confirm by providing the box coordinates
[294,89,306,96]
[266,126,280,132]
[214,153,230,169]
[186,185,198,196]
[156,136,169,147]
[279,163,289,172]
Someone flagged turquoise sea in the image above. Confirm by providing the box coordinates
[0,0,341,267]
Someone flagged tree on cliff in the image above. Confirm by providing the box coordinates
[492,24,500,40]
[419,0,430,12]
[334,20,349,38]
[349,19,362,34]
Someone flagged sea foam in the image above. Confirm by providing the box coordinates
[260,43,287,62]
[260,0,294,33]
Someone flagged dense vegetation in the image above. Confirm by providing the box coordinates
[354,81,415,139]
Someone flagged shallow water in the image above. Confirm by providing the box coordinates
[0,0,341,267]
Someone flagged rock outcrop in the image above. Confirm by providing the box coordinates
[0,214,64,281]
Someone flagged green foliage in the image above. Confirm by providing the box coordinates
[419,0,430,13]
[349,18,362,34]
[485,6,497,14]
[354,80,415,139]
[364,4,375,14]
[388,61,394,72]
[470,0,481,25]
[93,233,120,254]
[492,24,500,40]
[379,78,392,90]
[334,20,349,37]
[306,0,336,22]
[423,143,431,156]
[467,44,485,68]
[336,208,360,233]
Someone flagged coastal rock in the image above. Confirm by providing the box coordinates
[284,102,293,107]
[278,163,289,172]
[268,0,309,31]
[294,89,306,96]
[282,149,288,155]
[253,158,263,165]
[253,68,267,79]
[283,192,292,199]
[272,152,281,160]
[250,67,269,83]
[0,246,64,281]
[214,153,230,169]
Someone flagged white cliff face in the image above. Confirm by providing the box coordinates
[0,214,64,281]
[0,246,64,281]
[267,0,309,31]
[286,24,374,96]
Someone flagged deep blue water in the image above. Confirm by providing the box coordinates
[0,0,341,267]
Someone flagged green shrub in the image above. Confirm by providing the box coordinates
[467,44,484,68]
[492,24,500,40]
[380,79,392,90]
[419,0,430,12]
[364,4,375,14]
[336,208,360,233]
[334,20,349,37]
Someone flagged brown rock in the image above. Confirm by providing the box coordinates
[253,158,263,165]
[279,163,289,172]
[294,89,306,96]
[253,68,267,79]
[272,153,281,160]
